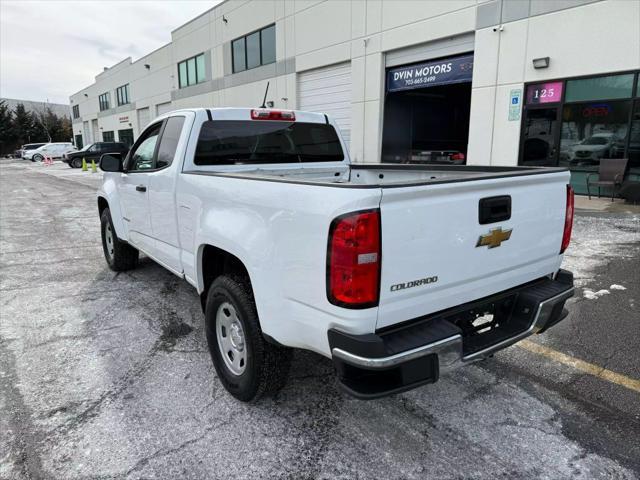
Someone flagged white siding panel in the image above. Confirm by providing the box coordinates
[298,62,351,146]
[156,102,173,116]
[83,121,90,145]
[137,107,150,130]
[385,33,475,68]
[91,119,99,142]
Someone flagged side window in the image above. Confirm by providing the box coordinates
[127,123,162,171]
[88,144,98,153]
[156,116,186,168]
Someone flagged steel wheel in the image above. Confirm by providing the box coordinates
[216,302,246,375]
[104,222,114,262]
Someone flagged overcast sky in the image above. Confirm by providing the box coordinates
[1,1,218,105]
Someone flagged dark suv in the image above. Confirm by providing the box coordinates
[65,142,129,168]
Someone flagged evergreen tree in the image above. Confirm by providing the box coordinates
[0,101,16,155]
[12,104,36,145]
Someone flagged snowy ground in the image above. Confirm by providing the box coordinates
[563,213,639,289]
[1,158,639,479]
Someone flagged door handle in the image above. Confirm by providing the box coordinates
[136,185,147,192]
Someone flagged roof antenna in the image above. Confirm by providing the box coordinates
[259,81,270,108]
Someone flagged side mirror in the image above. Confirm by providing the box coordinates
[100,153,123,172]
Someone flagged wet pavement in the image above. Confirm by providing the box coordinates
[1,159,639,479]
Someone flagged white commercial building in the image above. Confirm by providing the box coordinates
[70,0,640,192]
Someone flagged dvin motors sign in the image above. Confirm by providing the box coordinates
[387,54,474,92]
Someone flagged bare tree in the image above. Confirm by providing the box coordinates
[30,101,53,142]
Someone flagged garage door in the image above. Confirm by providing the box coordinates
[91,119,99,142]
[156,102,173,116]
[137,107,150,131]
[297,62,351,146]
[83,121,90,145]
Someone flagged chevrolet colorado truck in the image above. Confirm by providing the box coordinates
[97,107,575,402]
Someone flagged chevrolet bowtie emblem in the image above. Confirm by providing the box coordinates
[476,227,512,249]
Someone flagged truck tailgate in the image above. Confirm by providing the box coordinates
[377,171,569,329]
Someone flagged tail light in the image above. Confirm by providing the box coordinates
[251,109,295,121]
[560,185,574,253]
[327,210,381,308]
[451,152,465,161]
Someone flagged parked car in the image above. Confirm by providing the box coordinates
[24,143,74,162]
[17,143,47,159]
[408,150,466,165]
[64,142,129,168]
[569,133,618,165]
[98,107,575,402]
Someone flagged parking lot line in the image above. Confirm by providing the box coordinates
[518,339,640,393]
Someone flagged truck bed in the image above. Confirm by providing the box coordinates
[185,163,568,188]
[186,161,571,329]
[183,162,570,331]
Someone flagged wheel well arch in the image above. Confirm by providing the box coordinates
[97,196,109,217]
[199,244,253,310]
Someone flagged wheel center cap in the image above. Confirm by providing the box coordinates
[229,323,244,350]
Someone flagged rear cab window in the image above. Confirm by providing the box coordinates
[194,120,344,165]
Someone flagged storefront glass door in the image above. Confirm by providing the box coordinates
[520,107,560,166]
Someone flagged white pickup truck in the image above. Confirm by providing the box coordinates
[98,107,575,401]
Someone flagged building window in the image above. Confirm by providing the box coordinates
[102,131,115,142]
[98,92,111,111]
[72,105,80,119]
[74,134,83,149]
[559,101,631,167]
[117,128,134,148]
[232,38,246,72]
[564,74,634,103]
[116,84,130,106]
[627,100,640,169]
[519,70,640,195]
[232,24,276,73]
[178,54,206,88]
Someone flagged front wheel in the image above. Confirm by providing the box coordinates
[32,154,43,162]
[72,157,82,168]
[205,275,292,402]
[100,208,139,271]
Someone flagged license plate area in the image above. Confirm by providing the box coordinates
[442,292,533,356]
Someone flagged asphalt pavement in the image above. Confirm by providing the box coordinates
[1,158,639,479]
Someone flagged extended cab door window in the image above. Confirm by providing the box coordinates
[127,123,162,171]
[156,116,186,168]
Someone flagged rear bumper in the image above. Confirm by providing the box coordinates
[329,269,574,399]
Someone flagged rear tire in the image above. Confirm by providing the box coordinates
[205,275,292,402]
[100,208,138,271]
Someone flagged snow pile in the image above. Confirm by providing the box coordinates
[610,284,627,291]
[582,289,610,300]
[562,214,640,287]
